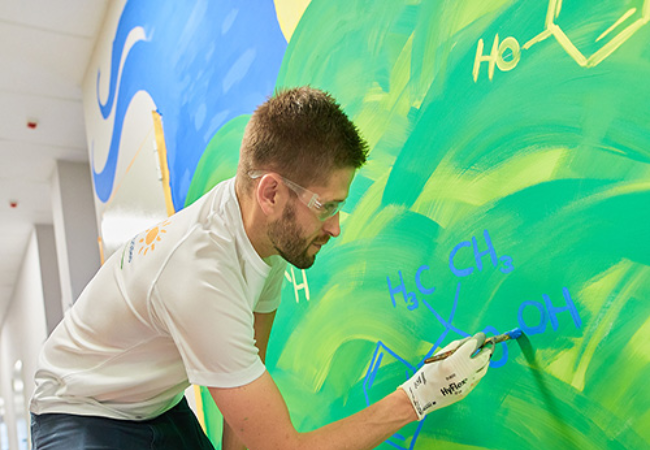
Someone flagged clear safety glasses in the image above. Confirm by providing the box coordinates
[248,170,345,221]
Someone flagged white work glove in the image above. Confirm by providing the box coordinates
[400,332,493,420]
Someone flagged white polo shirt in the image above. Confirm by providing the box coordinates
[30,177,286,421]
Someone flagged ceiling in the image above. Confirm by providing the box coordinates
[0,1,109,320]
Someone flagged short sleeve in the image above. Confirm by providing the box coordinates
[255,257,287,313]
[150,252,265,388]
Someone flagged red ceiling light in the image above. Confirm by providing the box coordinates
[27,118,38,129]
[9,200,18,208]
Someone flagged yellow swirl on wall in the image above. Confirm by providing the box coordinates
[273,0,312,42]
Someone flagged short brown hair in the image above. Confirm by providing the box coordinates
[238,86,368,190]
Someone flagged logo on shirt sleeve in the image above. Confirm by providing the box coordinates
[120,219,172,269]
[138,220,172,256]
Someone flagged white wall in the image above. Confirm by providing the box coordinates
[51,160,101,309]
[34,225,61,337]
[0,166,99,450]
[0,231,48,450]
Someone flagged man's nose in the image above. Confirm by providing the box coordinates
[322,212,341,238]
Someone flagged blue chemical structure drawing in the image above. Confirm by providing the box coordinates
[448,229,514,277]
[366,229,582,449]
[473,0,650,81]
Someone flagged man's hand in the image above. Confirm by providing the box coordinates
[400,332,493,420]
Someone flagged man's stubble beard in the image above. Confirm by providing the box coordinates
[268,201,317,269]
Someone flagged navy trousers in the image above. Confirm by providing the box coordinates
[31,397,215,450]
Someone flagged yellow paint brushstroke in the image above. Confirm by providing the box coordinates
[354,83,414,152]
[635,408,650,441]
[339,171,401,245]
[627,307,650,363]
[544,264,619,386]
[276,283,411,392]
[523,29,552,50]
[587,17,649,67]
[354,3,517,153]
[555,0,563,19]
[545,260,645,391]
[501,394,592,448]
[537,337,581,384]
[545,0,561,27]
[596,8,637,42]
[273,0,311,42]
[544,3,650,68]
[98,236,105,265]
[152,111,175,216]
[387,34,414,112]
[411,147,567,228]
[352,36,418,154]
[567,181,650,211]
[193,385,206,431]
[411,436,490,450]
[550,24,588,66]
[448,0,516,35]
[595,266,650,415]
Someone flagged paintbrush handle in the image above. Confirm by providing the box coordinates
[423,349,456,364]
[423,333,513,364]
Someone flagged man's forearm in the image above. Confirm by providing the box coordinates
[222,418,247,450]
[213,373,416,450]
[295,388,417,450]
[211,371,418,450]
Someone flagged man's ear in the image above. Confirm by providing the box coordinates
[255,174,285,218]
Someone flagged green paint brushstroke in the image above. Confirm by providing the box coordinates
[191,0,650,448]
[185,115,249,207]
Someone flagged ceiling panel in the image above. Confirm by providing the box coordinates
[0,20,95,89]
[0,91,87,149]
[0,0,109,321]
[0,0,107,38]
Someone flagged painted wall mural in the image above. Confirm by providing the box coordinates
[85,0,650,449]
[91,0,286,208]
[84,0,288,257]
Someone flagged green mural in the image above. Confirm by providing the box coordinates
[189,0,650,448]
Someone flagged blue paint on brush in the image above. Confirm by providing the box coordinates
[498,328,523,342]
[425,328,525,363]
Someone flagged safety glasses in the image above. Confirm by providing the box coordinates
[248,170,345,221]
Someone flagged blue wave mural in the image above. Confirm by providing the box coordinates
[92,0,287,210]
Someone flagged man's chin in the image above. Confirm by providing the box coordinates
[294,254,316,270]
[294,262,314,270]
[292,250,317,270]
[279,241,324,269]
[277,248,316,270]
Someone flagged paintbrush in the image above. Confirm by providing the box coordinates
[424,328,523,364]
